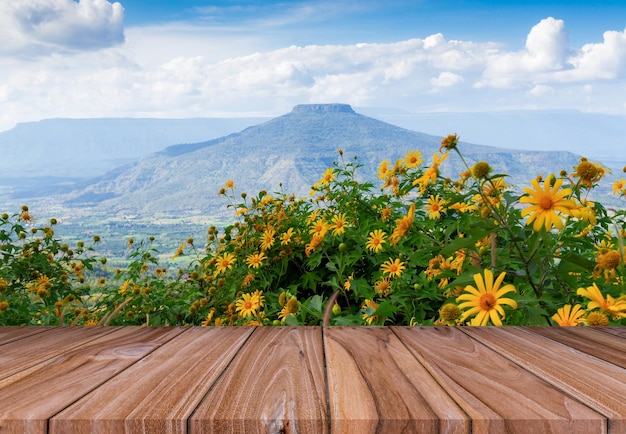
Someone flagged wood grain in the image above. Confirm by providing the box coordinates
[0,326,116,380]
[0,327,183,434]
[51,327,254,434]
[189,326,327,434]
[324,326,468,434]
[527,326,626,368]
[0,326,623,433]
[0,326,53,345]
[462,326,626,433]
[598,326,626,339]
[393,326,605,434]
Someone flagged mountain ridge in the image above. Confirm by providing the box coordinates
[58,104,586,218]
[0,117,267,178]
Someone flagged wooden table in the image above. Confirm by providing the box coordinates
[0,326,624,433]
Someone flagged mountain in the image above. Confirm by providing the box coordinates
[59,104,584,218]
[0,117,267,179]
[360,109,626,166]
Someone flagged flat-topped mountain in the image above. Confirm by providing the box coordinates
[62,104,583,218]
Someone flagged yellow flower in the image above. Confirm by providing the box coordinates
[439,304,461,322]
[439,133,459,152]
[585,311,609,326]
[252,290,265,308]
[380,257,406,278]
[594,250,622,282]
[403,149,423,168]
[613,178,626,196]
[246,251,267,268]
[552,304,585,326]
[519,177,575,232]
[280,227,294,245]
[235,292,261,319]
[305,234,324,257]
[215,252,236,275]
[309,219,329,237]
[389,203,415,245]
[361,299,379,324]
[225,179,235,189]
[172,241,186,259]
[330,213,348,236]
[577,284,626,319]
[319,168,335,185]
[344,275,353,291]
[241,272,255,287]
[374,277,392,297]
[27,275,52,296]
[574,158,608,188]
[286,296,298,313]
[456,269,517,326]
[450,202,478,214]
[412,152,448,192]
[379,206,392,222]
[570,201,597,225]
[366,229,387,253]
[260,227,276,251]
[471,161,491,179]
[278,306,292,323]
[377,160,392,180]
[424,194,447,220]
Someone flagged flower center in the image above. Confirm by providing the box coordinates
[244,301,253,310]
[539,196,553,210]
[479,293,497,311]
[599,250,621,269]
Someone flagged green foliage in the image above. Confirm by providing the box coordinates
[2,138,626,327]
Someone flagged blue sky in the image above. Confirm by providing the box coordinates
[117,0,626,46]
[0,0,625,154]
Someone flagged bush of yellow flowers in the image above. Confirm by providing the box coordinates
[1,134,626,326]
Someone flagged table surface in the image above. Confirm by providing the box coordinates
[0,326,624,434]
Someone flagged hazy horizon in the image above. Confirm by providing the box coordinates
[2,1,625,166]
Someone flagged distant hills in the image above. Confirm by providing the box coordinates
[0,117,266,178]
[53,103,587,218]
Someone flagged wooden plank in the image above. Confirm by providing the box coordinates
[598,327,626,339]
[189,326,327,434]
[394,326,606,434]
[528,327,626,368]
[0,326,116,380]
[51,327,254,434]
[0,327,183,434]
[324,326,469,434]
[0,326,54,345]
[462,327,626,433]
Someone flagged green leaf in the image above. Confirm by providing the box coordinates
[309,294,323,314]
[374,301,398,318]
[559,253,595,272]
[440,230,491,257]
[285,314,300,326]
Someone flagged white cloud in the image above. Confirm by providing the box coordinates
[0,0,124,56]
[559,28,626,80]
[431,72,464,89]
[528,85,554,97]
[1,16,626,132]
[479,17,570,88]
